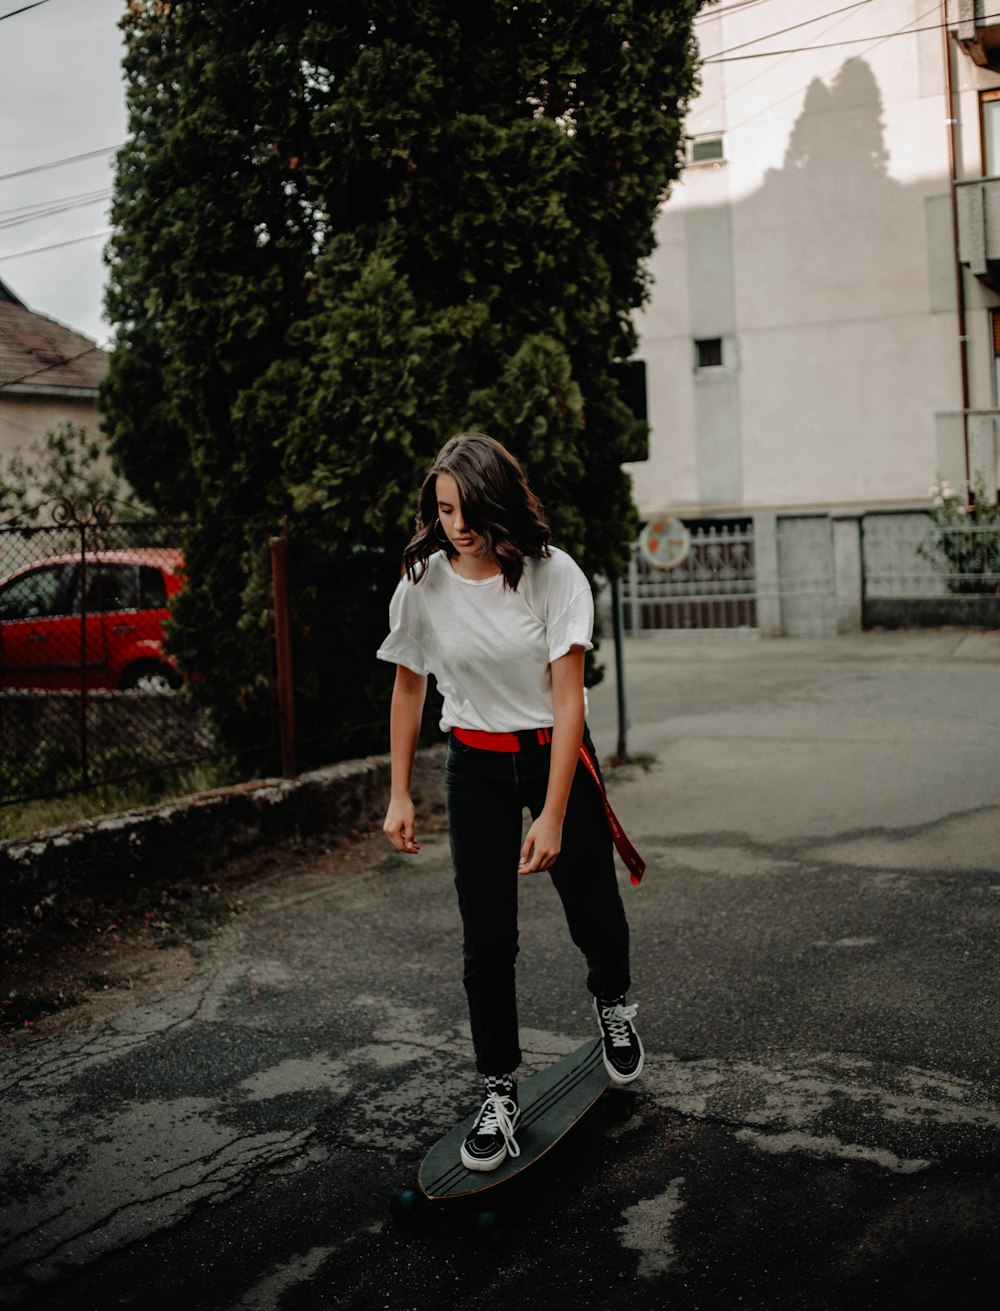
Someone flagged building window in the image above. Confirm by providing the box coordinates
[981,90,1000,176]
[695,338,724,370]
[690,136,724,164]
[991,309,1000,406]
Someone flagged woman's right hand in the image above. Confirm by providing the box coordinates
[383,796,420,855]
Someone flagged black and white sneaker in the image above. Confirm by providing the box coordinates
[594,995,644,1084]
[460,1073,521,1172]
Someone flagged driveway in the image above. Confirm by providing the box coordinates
[2,630,999,1310]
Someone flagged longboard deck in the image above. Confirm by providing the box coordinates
[418,1038,610,1201]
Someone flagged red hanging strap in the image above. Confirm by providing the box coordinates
[577,743,646,886]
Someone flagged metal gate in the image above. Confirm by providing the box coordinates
[622,519,757,631]
[776,516,837,637]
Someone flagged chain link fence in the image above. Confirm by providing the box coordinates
[862,511,1000,628]
[0,502,278,809]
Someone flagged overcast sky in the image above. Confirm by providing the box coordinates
[0,0,126,344]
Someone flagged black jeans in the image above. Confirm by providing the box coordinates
[445,728,631,1075]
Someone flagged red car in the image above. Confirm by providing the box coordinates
[0,548,185,692]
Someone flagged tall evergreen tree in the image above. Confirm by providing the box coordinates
[103,0,700,763]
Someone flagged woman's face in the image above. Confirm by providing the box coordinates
[435,472,483,557]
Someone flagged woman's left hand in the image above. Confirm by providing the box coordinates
[519,812,563,874]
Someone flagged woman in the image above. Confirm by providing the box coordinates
[378,432,642,1173]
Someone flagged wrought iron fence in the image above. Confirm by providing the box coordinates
[623,519,757,632]
[0,500,278,808]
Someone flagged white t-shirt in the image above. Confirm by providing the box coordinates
[376,546,594,733]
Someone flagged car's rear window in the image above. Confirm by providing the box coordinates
[138,565,167,609]
[80,564,167,612]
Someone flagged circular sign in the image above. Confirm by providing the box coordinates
[639,515,691,570]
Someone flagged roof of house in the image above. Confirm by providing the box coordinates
[0,277,108,395]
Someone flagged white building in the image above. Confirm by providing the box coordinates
[0,277,108,469]
[626,0,1000,634]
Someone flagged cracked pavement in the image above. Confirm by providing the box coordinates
[1,630,999,1310]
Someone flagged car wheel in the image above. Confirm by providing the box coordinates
[120,663,180,693]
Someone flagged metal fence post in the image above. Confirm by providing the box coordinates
[627,547,640,633]
[78,521,89,789]
[610,573,628,764]
[269,526,297,779]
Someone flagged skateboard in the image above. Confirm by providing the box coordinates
[389,1038,635,1238]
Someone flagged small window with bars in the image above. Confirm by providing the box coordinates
[695,338,724,370]
[690,136,724,164]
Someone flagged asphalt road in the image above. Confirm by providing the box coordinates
[2,630,999,1310]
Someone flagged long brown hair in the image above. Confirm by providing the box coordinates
[402,433,551,589]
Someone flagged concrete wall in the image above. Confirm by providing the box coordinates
[629,0,999,521]
[0,393,103,465]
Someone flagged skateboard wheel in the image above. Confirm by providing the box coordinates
[606,1089,637,1123]
[389,1187,423,1225]
[472,1208,506,1243]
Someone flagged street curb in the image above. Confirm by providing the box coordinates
[0,746,446,918]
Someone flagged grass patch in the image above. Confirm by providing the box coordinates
[604,750,659,783]
[0,760,239,842]
[149,885,241,948]
[375,851,408,875]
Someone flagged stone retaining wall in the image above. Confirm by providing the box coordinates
[0,746,446,920]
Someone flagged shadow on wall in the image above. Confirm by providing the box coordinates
[743,57,916,327]
[672,56,955,506]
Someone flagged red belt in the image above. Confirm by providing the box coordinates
[452,726,553,752]
[450,726,646,885]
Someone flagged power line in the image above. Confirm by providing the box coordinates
[704,10,1000,62]
[695,0,779,22]
[701,0,873,60]
[693,0,937,137]
[0,145,120,186]
[0,230,110,262]
[0,191,111,232]
[0,186,110,222]
[0,0,55,20]
[0,343,108,392]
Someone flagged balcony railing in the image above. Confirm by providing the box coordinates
[955,176,1000,287]
[950,0,1000,67]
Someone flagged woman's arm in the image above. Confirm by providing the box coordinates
[518,646,586,874]
[382,664,428,855]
